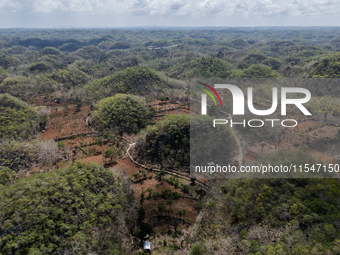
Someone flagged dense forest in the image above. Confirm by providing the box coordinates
[0,27,340,254]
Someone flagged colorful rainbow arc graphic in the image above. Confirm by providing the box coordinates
[198,82,223,106]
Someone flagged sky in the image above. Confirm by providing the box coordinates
[0,0,340,28]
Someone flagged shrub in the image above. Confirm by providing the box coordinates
[0,93,41,139]
[89,94,153,135]
[190,242,206,255]
[132,114,190,169]
[0,162,137,254]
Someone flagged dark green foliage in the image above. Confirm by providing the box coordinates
[17,37,63,49]
[0,162,137,255]
[190,115,237,166]
[0,140,61,173]
[89,94,154,135]
[190,242,207,255]
[86,66,171,99]
[229,39,249,49]
[0,67,7,84]
[110,41,131,49]
[132,114,190,169]
[0,141,39,172]
[40,47,62,56]
[28,62,51,73]
[138,222,153,239]
[220,153,340,236]
[161,189,179,200]
[167,57,232,79]
[222,178,340,247]
[75,45,104,61]
[0,94,40,139]
[238,52,268,69]
[137,206,146,223]
[59,43,82,52]
[1,27,340,254]
[0,55,20,69]
[262,57,282,70]
[191,149,340,253]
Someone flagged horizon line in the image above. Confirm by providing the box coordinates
[1,25,340,30]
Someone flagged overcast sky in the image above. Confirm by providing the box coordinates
[0,0,340,28]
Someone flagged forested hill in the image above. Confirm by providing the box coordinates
[0,27,340,254]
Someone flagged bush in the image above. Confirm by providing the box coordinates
[242,64,279,78]
[0,94,41,139]
[0,166,15,186]
[89,94,154,135]
[190,242,206,255]
[85,66,172,99]
[132,114,190,169]
[310,52,340,78]
[0,140,61,173]
[0,162,137,254]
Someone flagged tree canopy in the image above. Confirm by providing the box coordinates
[0,162,137,255]
[132,114,190,169]
[0,94,41,139]
[89,93,154,135]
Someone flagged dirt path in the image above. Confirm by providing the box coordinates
[126,143,209,189]
[225,112,243,168]
[190,97,244,168]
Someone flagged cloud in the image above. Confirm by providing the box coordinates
[0,0,340,27]
[0,0,338,17]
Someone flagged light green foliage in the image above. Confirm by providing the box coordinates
[0,166,15,187]
[86,66,171,99]
[90,93,154,134]
[0,94,41,139]
[0,77,32,99]
[310,52,340,78]
[0,162,137,255]
[306,96,340,121]
[242,64,280,78]
[0,28,340,255]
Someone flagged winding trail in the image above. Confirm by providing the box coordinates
[224,111,243,168]
[126,142,210,189]
[190,97,244,168]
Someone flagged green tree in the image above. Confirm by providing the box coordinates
[0,162,137,255]
[190,242,206,255]
[89,94,154,135]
